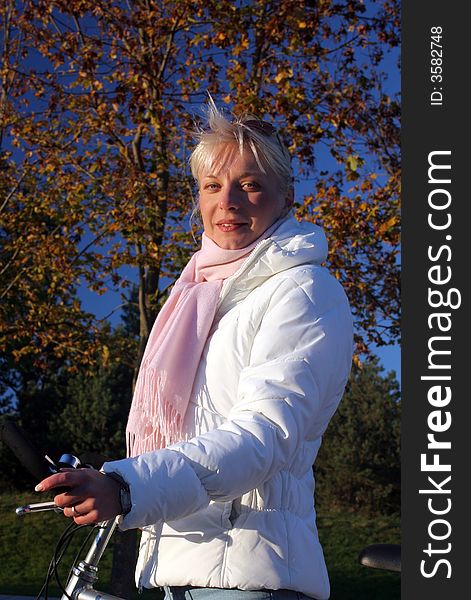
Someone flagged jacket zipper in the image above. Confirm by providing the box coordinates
[220,521,232,588]
[137,531,151,594]
[217,238,274,588]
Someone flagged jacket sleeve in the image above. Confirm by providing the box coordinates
[102,270,353,530]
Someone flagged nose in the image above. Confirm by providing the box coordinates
[218,185,242,210]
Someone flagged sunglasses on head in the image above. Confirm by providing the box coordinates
[200,118,277,137]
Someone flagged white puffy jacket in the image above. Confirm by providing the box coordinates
[103,217,354,600]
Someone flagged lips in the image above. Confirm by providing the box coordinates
[216,221,248,232]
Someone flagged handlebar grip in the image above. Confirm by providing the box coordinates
[0,418,56,481]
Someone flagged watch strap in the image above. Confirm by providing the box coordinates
[105,471,132,516]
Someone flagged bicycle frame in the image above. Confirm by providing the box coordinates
[62,518,123,600]
[16,498,124,600]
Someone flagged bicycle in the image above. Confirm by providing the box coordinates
[1,418,400,600]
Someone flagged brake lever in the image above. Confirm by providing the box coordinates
[44,453,83,494]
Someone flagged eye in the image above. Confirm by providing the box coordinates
[241,181,260,191]
[203,182,220,191]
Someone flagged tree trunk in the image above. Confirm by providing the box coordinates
[111,116,169,596]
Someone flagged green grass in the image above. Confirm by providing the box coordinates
[318,510,400,600]
[0,492,399,600]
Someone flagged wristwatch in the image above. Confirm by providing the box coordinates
[105,471,132,516]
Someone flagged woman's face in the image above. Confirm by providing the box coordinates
[198,146,292,250]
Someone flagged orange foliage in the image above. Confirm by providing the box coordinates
[1,0,400,372]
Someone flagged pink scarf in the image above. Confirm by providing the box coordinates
[126,221,281,457]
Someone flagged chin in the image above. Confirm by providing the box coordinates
[217,235,254,250]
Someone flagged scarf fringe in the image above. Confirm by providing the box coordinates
[126,366,184,457]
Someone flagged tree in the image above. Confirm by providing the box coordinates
[315,356,401,515]
[1,0,400,380]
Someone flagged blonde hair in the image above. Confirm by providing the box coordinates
[190,98,292,194]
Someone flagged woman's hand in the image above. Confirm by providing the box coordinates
[35,468,123,525]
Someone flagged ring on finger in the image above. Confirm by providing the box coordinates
[72,505,81,516]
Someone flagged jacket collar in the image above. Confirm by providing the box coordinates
[217,216,328,314]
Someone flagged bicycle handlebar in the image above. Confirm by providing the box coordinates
[16,501,62,515]
[1,417,125,600]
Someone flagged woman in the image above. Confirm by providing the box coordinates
[36,102,354,600]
